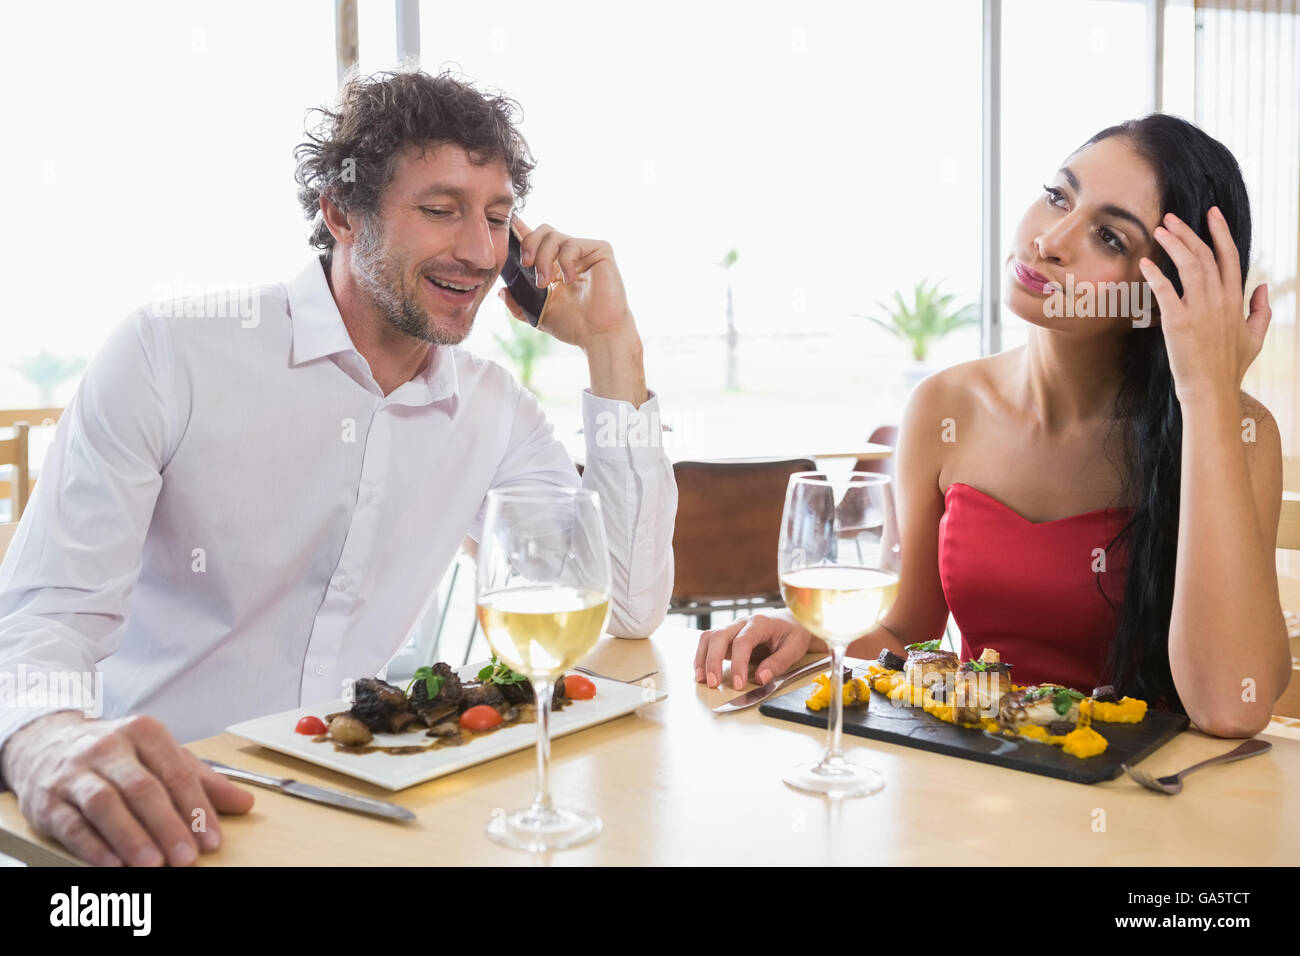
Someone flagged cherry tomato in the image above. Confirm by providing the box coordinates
[295,715,327,735]
[459,705,503,731]
[564,675,597,700]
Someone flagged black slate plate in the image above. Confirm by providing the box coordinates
[758,666,1189,784]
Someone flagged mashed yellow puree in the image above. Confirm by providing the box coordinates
[804,673,871,712]
[849,666,1149,759]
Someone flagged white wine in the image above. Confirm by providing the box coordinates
[780,566,899,645]
[477,586,610,679]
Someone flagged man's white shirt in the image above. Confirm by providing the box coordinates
[0,255,676,752]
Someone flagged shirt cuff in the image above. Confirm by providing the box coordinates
[581,389,668,466]
[0,707,83,790]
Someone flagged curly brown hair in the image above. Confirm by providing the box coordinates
[294,69,535,256]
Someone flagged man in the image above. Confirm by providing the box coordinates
[0,70,676,866]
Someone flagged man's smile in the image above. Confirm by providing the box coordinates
[423,272,483,307]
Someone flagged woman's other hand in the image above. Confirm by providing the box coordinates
[694,612,814,690]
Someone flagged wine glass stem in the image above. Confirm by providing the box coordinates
[824,642,847,766]
[530,678,554,815]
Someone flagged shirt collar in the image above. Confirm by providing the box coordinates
[287,254,460,412]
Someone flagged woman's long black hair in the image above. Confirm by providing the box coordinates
[1088,115,1252,711]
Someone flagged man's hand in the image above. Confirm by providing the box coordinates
[1,711,254,866]
[501,217,648,407]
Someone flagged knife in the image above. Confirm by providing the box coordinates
[712,656,834,714]
[201,759,415,822]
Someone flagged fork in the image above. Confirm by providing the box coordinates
[573,665,660,684]
[1121,738,1272,794]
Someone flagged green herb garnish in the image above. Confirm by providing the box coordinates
[906,640,942,652]
[1052,688,1085,715]
[967,660,988,672]
[406,667,446,700]
[477,655,528,686]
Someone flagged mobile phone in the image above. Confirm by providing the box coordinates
[500,221,550,327]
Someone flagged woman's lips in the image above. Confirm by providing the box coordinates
[1013,261,1053,294]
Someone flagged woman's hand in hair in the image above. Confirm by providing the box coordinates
[1140,207,1271,408]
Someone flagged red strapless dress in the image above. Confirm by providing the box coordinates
[937,482,1133,693]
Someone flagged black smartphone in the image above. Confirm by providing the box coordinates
[500,221,549,327]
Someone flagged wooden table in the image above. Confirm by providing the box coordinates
[2,623,1296,865]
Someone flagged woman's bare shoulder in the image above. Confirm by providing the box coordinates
[1238,389,1281,472]
[903,349,1019,421]
[896,351,1022,493]
[1239,389,1275,425]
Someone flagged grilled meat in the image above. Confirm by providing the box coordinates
[409,663,464,725]
[904,649,959,692]
[461,681,508,712]
[351,677,419,733]
[1090,684,1119,703]
[495,676,570,710]
[876,648,907,671]
[495,675,568,710]
[952,648,1012,723]
[999,684,1083,728]
[498,678,533,706]
[425,720,462,739]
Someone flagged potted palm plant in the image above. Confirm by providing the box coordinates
[493,319,551,395]
[12,351,86,406]
[857,280,978,384]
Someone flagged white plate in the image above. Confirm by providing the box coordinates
[226,663,667,791]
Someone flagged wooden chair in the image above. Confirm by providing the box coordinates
[0,423,30,522]
[1272,495,1300,719]
[844,423,957,650]
[0,408,61,523]
[1278,494,1300,551]
[853,424,899,482]
[669,457,815,630]
[838,424,899,532]
[0,522,17,563]
[0,408,62,429]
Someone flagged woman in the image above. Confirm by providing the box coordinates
[695,114,1291,738]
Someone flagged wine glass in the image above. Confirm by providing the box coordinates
[778,471,900,796]
[476,486,612,851]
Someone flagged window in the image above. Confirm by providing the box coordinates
[997,0,1158,354]
[416,0,985,448]
[0,0,335,407]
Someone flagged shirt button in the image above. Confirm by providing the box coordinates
[336,575,351,591]
[314,665,326,677]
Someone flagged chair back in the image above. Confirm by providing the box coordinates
[1278,495,1300,551]
[0,409,60,523]
[0,408,62,429]
[0,423,30,522]
[836,424,899,534]
[0,522,16,563]
[853,424,899,481]
[1273,495,1300,719]
[670,458,815,608]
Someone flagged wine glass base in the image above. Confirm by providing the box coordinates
[783,760,885,797]
[485,806,602,852]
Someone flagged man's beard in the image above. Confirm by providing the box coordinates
[351,216,470,346]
